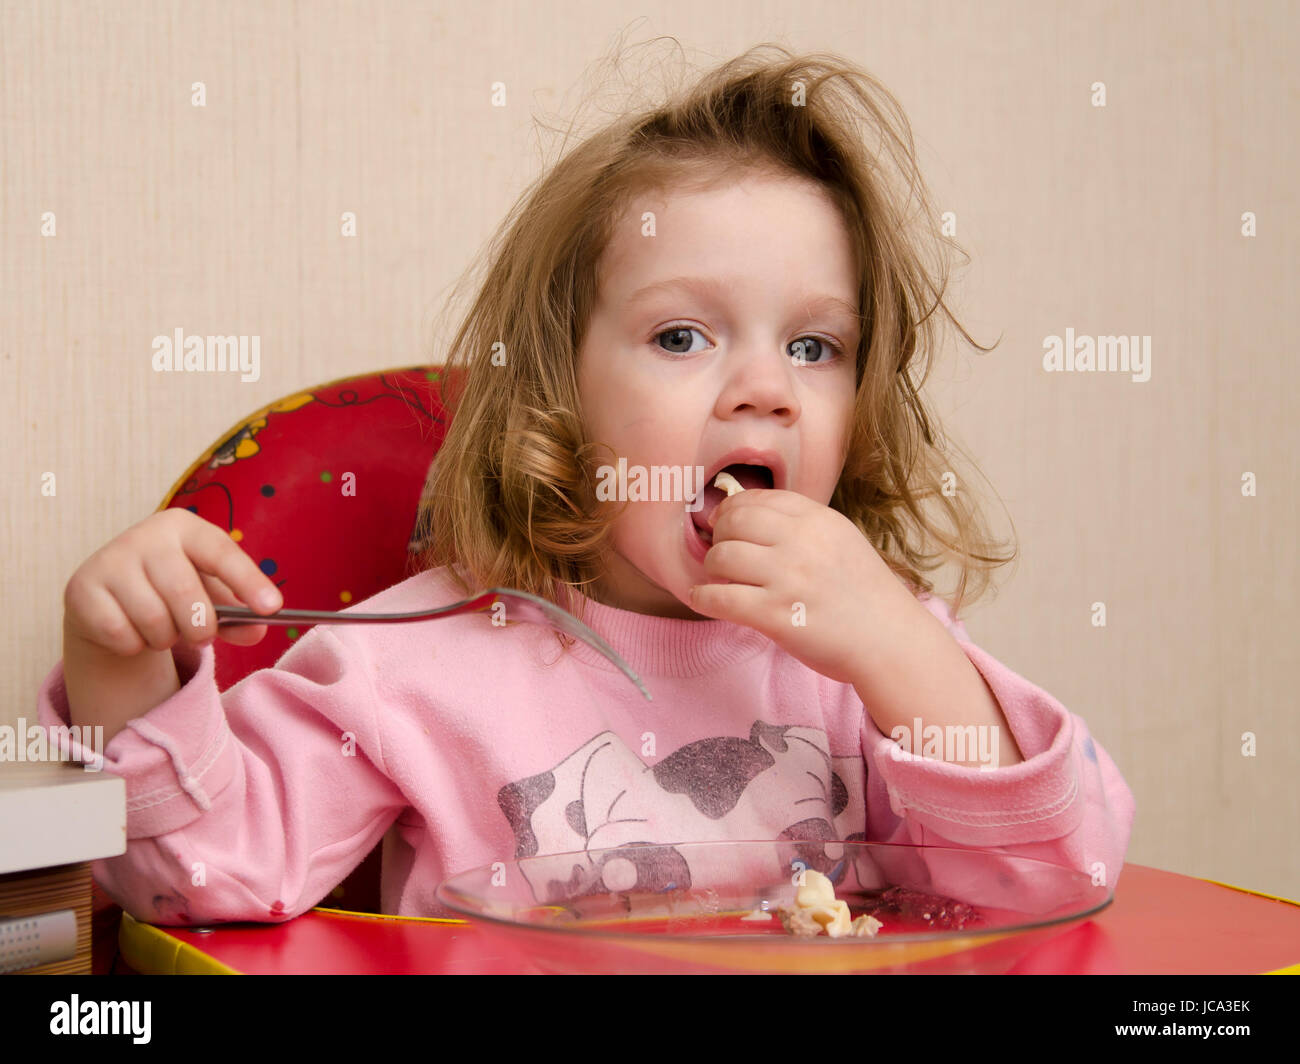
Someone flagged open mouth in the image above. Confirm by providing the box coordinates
[690,463,775,545]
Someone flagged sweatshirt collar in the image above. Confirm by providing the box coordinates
[563,589,771,678]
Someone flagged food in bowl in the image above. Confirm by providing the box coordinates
[777,868,884,939]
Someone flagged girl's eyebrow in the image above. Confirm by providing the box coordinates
[626,275,860,325]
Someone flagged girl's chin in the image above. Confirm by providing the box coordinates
[590,518,716,618]
[589,559,699,619]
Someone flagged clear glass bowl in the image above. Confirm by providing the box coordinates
[435,839,1113,974]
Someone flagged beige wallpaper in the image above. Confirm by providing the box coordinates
[4,1,1297,902]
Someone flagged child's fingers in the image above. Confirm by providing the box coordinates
[61,509,282,658]
[703,539,771,587]
[64,574,154,657]
[173,511,283,616]
[708,488,806,526]
[198,571,271,646]
[100,562,183,653]
[142,550,220,648]
[708,501,785,545]
[688,581,769,625]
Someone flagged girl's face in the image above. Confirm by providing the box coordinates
[577,170,861,618]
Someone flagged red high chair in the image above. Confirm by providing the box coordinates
[96,364,461,973]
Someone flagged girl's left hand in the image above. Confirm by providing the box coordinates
[688,489,913,685]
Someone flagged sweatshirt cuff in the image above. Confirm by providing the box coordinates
[36,643,238,838]
[864,639,1085,847]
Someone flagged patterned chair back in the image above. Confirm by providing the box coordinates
[160,366,455,690]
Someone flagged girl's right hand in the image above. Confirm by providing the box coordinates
[63,509,284,657]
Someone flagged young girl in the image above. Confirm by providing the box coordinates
[44,45,1133,925]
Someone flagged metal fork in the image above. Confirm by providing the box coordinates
[215,587,651,701]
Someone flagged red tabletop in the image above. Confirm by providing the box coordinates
[117,863,1300,975]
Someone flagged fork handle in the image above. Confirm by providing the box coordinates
[215,606,462,627]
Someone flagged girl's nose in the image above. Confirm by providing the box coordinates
[714,346,802,424]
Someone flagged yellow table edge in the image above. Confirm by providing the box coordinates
[312,904,467,925]
[1200,877,1300,974]
[116,906,467,974]
[1201,877,1300,909]
[119,912,243,975]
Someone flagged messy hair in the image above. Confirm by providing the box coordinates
[412,40,1017,623]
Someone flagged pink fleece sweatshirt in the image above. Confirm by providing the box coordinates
[36,566,1134,925]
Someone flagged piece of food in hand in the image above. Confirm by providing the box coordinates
[777,868,882,940]
[713,471,745,496]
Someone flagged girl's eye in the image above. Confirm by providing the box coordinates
[652,326,841,363]
[653,325,709,356]
[788,336,838,364]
